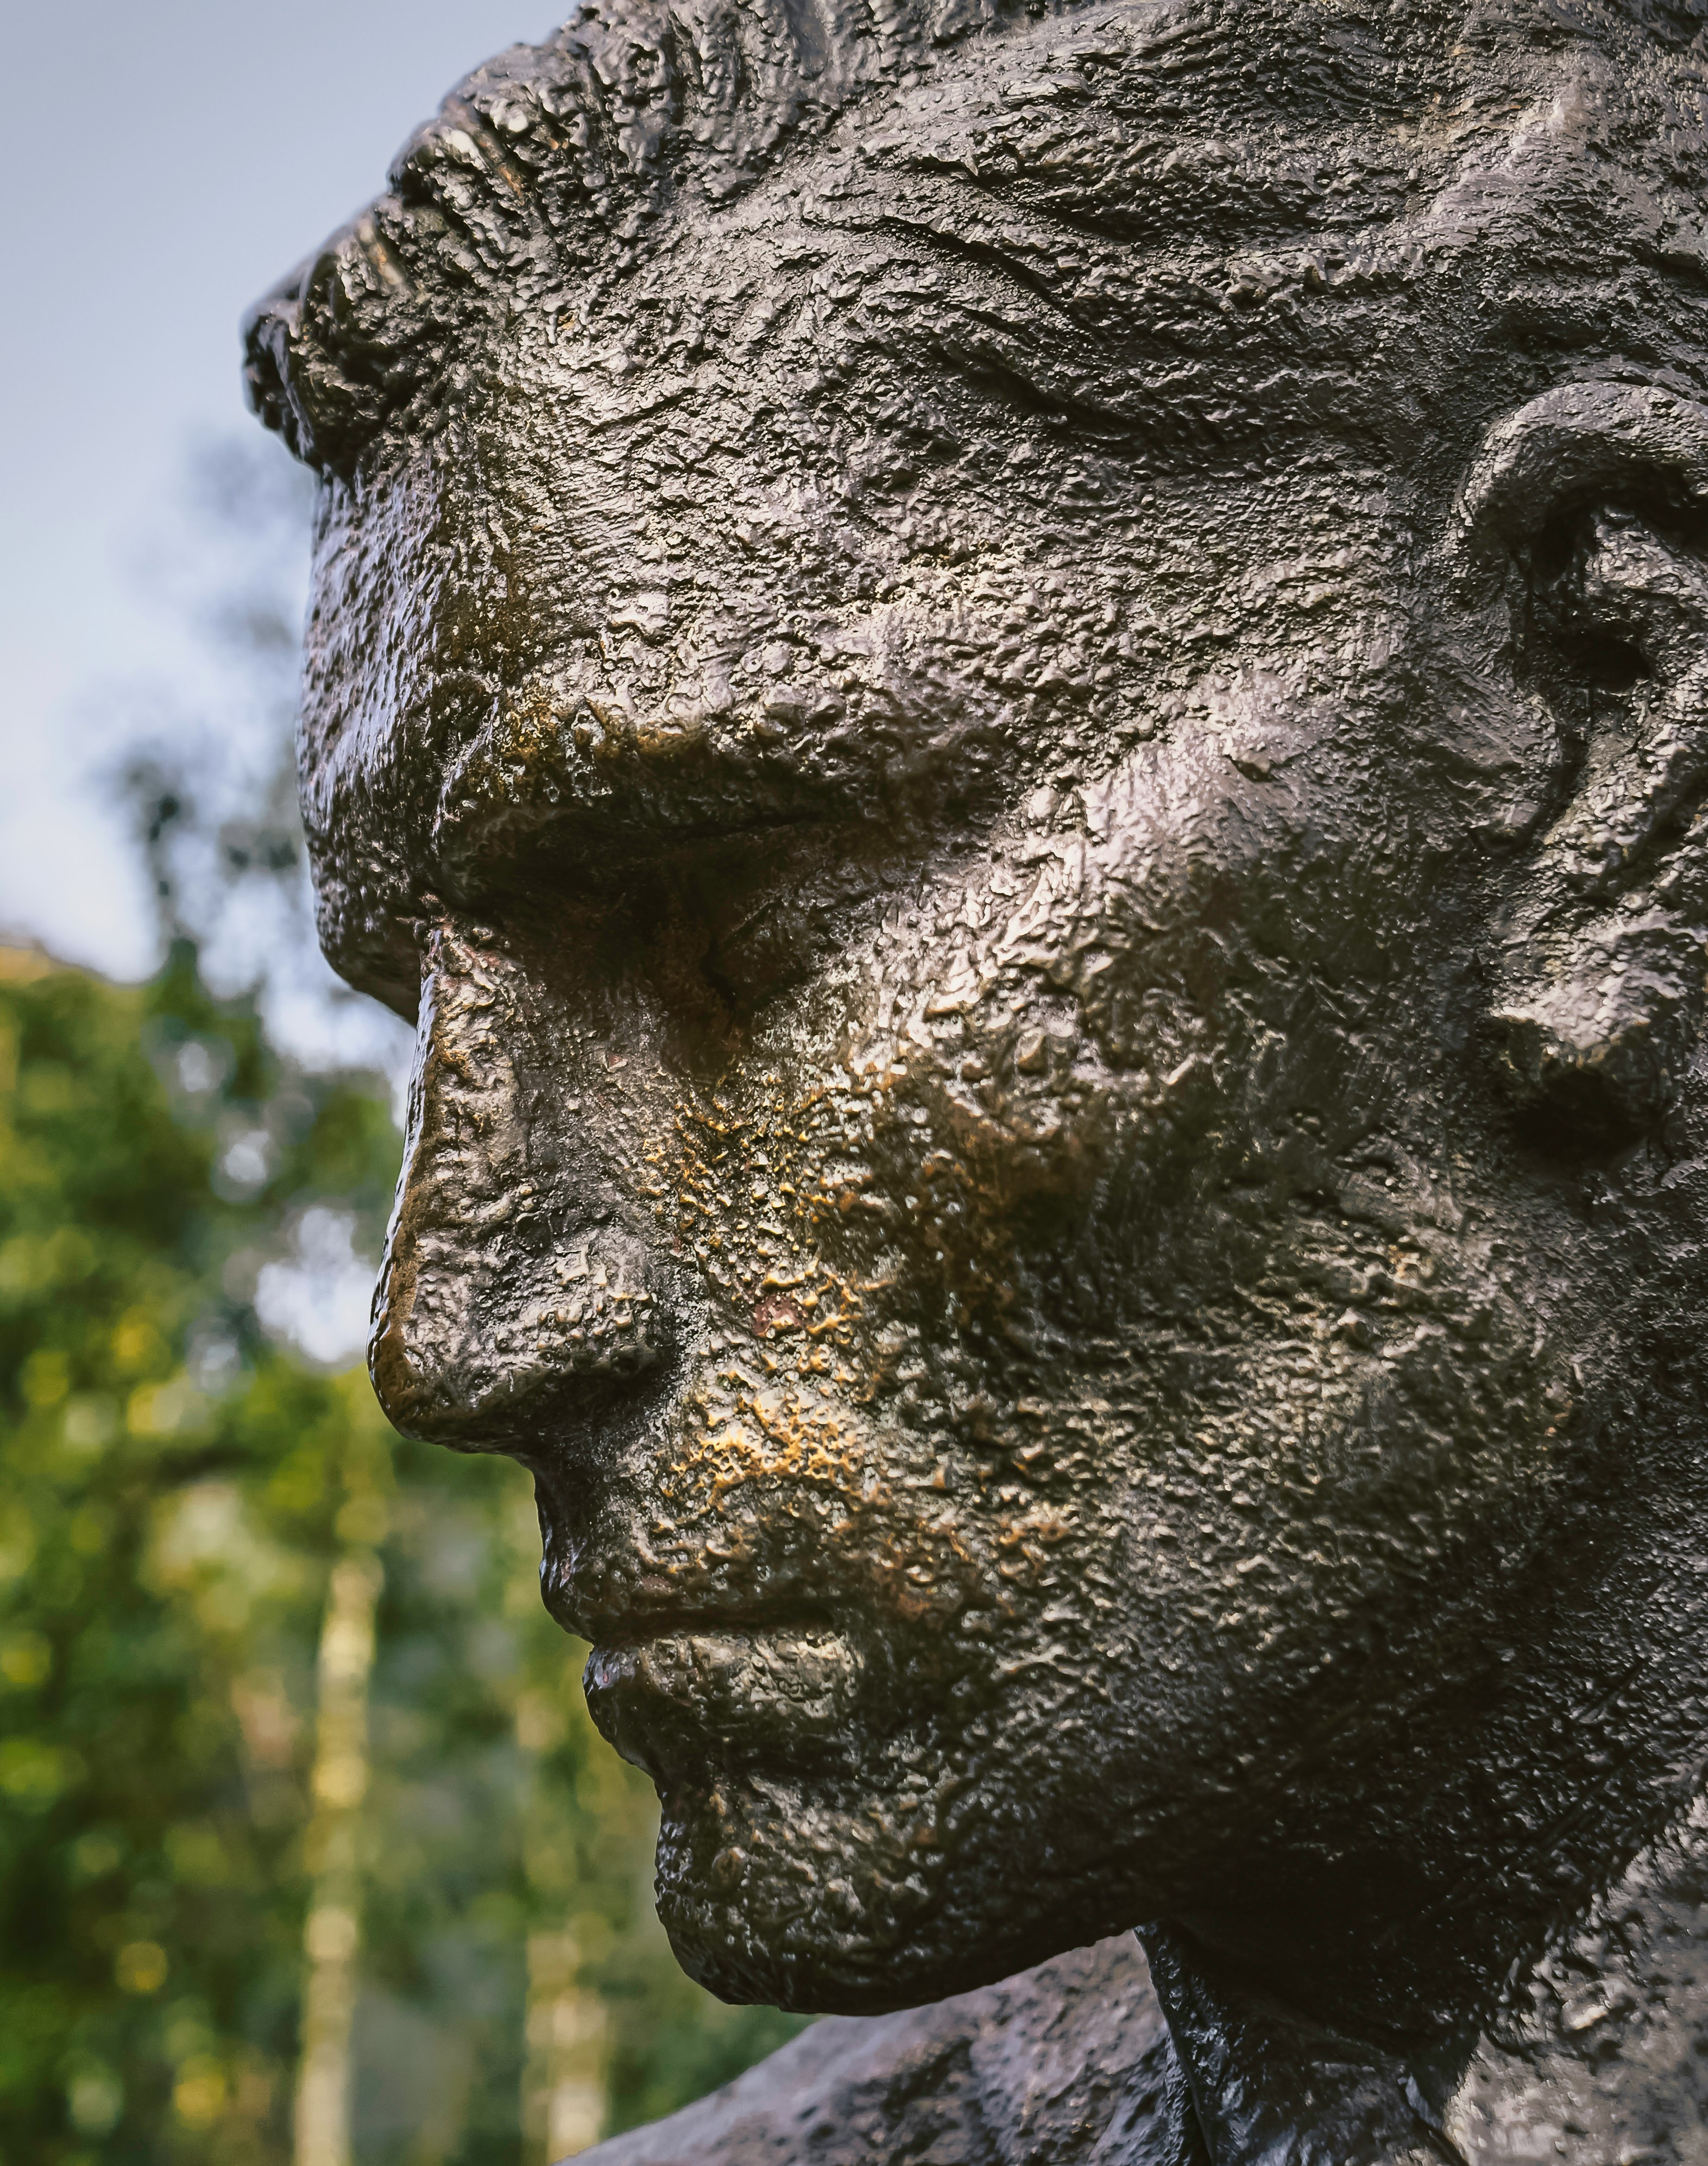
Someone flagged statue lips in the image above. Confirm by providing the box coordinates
[582,1613,867,1783]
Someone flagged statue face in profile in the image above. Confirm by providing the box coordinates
[251,0,1708,2052]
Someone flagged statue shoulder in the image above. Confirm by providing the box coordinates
[575,1934,1203,2166]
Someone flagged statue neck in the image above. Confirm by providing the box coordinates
[1141,1792,1708,2165]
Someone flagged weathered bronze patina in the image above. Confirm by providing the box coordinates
[248,0,1708,2153]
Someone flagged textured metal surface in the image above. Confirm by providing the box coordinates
[579,1934,1191,2164]
[249,0,1708,2154]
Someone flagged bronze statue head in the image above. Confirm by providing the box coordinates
[249,0,1708,2087]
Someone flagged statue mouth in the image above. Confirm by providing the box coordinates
[582,1611,867,1779]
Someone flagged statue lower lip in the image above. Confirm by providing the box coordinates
[583,1618,865,1779]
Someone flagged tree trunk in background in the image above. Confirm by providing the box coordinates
[524,1925,609,2163]
[293,1548,383,2166]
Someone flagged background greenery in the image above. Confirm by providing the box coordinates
[0,447,808,2165]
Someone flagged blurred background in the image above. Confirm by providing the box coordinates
[0,7,809,2162]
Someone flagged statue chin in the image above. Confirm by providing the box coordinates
[652,1785,1059,2019]
[627,1719,992,2015]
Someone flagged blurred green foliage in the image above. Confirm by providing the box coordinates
[0,943,806,2166]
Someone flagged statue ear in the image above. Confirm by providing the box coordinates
[1454,383,1708,1150]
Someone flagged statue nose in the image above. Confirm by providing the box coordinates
[368,927,667,1449]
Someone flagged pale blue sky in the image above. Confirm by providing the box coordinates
[1,1,546,978]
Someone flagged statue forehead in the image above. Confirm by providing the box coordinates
[251,0,1501,475]
[304,0,1605,518]
[325,14,1453,528]
[480,0,1435,323]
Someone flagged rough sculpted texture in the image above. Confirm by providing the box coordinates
[581,1934,1188,2164]
[250,0,1708,2154]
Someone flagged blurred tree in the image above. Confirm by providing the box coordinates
[0,941,394,2164]
[0,437,809,2166]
